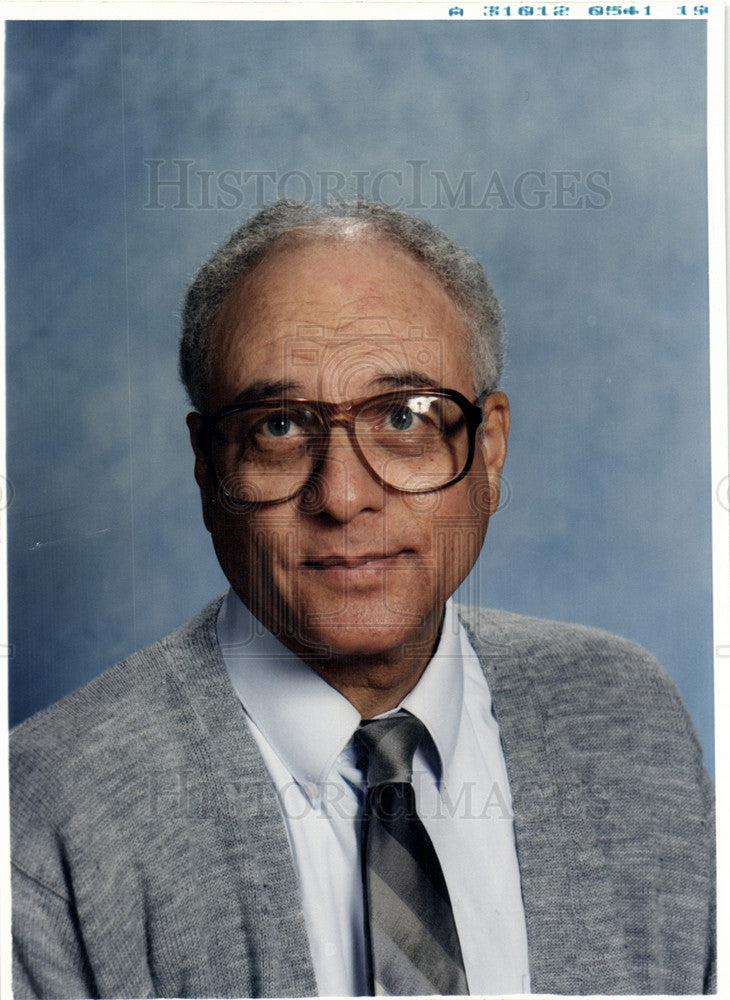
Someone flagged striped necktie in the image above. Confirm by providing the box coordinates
[355,711,469,996]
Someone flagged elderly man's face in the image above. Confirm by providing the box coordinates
[189,236,509,664]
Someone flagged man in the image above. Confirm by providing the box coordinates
[10,201,715,997]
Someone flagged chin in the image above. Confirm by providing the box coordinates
[291,609,437,663]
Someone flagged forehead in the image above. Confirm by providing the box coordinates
[209,234,474,408]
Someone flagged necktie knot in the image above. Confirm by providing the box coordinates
[355,710,424,787]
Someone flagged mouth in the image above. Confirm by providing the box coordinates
[301,550,411,571]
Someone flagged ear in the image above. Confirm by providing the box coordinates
[186,412,213,533]
[479,391,510,515]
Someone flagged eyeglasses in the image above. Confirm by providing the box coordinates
[197,388,484,507]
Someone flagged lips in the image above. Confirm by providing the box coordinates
[302,551,409,569]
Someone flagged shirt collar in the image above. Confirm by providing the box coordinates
[217,590,464,789]
[400,599,464,784]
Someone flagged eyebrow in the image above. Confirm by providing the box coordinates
[369,371,438,391]
[230,370,438,406]
[231,380,307,405]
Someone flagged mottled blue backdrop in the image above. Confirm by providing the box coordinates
[5,19,713,772]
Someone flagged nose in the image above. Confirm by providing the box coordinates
[303,425,385,522]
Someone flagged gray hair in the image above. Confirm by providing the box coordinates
[180,200,504,413]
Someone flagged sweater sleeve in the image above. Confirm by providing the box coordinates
[702,765,717,995]
[12,862,97,1000]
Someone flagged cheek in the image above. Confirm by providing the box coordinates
[328,481,490,572]
[400,481,491,593]
[209,506,296,592]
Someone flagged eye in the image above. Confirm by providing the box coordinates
[262,413,300,438]
[387,406,415,432]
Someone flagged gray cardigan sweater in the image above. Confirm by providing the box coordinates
[10,600,715,997]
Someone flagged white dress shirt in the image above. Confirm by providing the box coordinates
[218,590,530,996]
